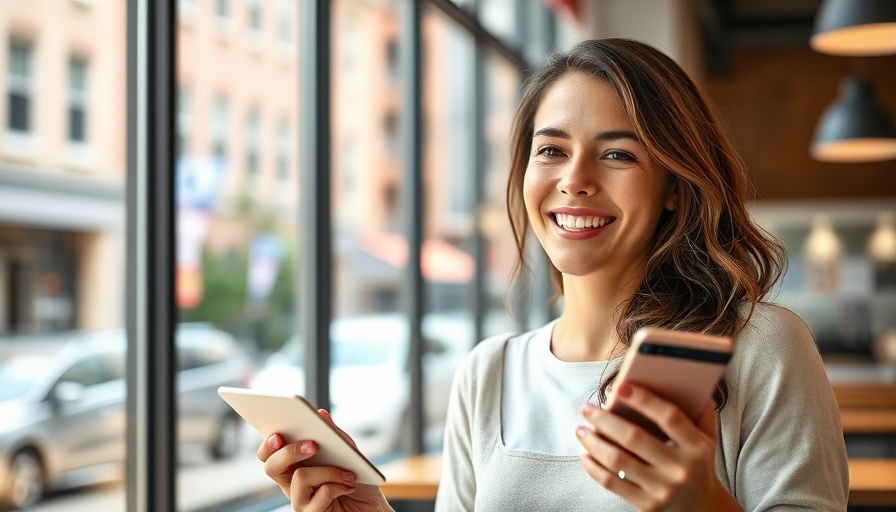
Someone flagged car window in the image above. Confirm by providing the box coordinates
[424,337,447,355]
[178,345,226,371]
[0,354,49,401]
[58,354,121,387]
[333,338,393,367]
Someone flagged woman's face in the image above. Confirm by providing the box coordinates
[523,72,677,279]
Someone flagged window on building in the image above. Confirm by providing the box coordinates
[215,0,231,36]
[248,0,263,41]
[215,0,229,19]
[245,107,261,177]
[278,0,293,46]
[68,55,88,144]
[211,95,229,166]
[177,87,190,159]
[178,0,196,23]
[386,37,399,83]
[384,112,398,160]
[7,39,33,133]
[276,118,290,181]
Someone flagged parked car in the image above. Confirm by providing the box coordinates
[250,312,474,460]
[0,323,253,510]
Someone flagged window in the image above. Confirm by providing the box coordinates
[7,39,33,133]
[215,0,231,36]
[384,112,398,159]
[58,354,123,388]
[276,118,290,181]
[68,55,88,144]
[278,0,293,47]
[177,87,190,159]
[215,0,229,19]
[178,0,196,24]
[248,0,263,43]
[211,95,229,167]
[245,106,261,178]
[386,37,399,83]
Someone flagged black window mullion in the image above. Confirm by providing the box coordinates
[470,0,486,346]
[400,0,425,456]
[299,0,332,411]
[125,1,177,511]
[427,0,528,71]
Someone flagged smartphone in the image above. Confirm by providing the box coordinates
[217,386,386,485]
[604,327,733,440]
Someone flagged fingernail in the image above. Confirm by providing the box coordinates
[267,435,278,448]
[580,402,596,415]
[342,471,356,482]
[300,441,315,454]
[575,426,589,439]
[617,382,632,398]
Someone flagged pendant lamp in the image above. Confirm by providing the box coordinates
[810,77,896,163]
[810,0,896,56]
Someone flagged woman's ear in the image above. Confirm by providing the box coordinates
[664,181,679,212]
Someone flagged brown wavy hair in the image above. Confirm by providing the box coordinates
[506,38,786,408]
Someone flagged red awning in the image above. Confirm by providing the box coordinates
[355,231,474,283]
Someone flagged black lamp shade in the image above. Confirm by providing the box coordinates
[811,0,896,55]
[811,78,896,163]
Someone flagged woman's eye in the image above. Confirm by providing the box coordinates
[604,150,636,161]
[536,146,564,157]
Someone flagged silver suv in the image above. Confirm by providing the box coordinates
[0,323,254,510]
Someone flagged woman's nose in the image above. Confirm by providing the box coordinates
[557,159,598,196]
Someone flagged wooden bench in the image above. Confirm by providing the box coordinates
[380,454,896,506]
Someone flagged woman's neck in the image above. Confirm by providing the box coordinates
[551,271,642,362]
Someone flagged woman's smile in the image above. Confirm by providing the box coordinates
[549,208,617,240]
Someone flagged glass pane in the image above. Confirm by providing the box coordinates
[325,0,408,462]
[420,6,477,454]
[482,50,521,336]
[0,1,127,511]
[479,0,519,47]
[175,0,300,508]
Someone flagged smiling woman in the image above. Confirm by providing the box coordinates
[254,36,850,512]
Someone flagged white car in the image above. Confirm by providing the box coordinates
[250,312,473,460]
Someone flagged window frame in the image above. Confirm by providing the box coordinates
[126,0,555,510]
[7,38,34,134]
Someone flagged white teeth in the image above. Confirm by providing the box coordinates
[554,213,612,231]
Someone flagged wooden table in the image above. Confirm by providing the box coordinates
[379,454,896,506]
[379,453,442,501]
[832,383,896,435]
[848,459,896,505]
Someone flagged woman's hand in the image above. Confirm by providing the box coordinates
[257,409,393,512]
[576,383,741,512]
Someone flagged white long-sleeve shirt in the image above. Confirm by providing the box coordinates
[435,303,849,511]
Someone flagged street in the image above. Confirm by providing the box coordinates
[31,427,276,512]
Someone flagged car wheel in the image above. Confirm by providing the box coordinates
[0,449,45,510]
[210,414,241,460]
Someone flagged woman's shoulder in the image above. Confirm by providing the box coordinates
[729,301,824,379]
[737,302,816,351]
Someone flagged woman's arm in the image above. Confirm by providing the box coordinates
[721,305,849,511]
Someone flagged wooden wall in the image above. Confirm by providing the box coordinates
[701,45,896,200]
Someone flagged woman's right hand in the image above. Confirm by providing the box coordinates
[257,409,393,512]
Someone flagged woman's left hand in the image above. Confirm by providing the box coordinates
[576,382,741,512]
